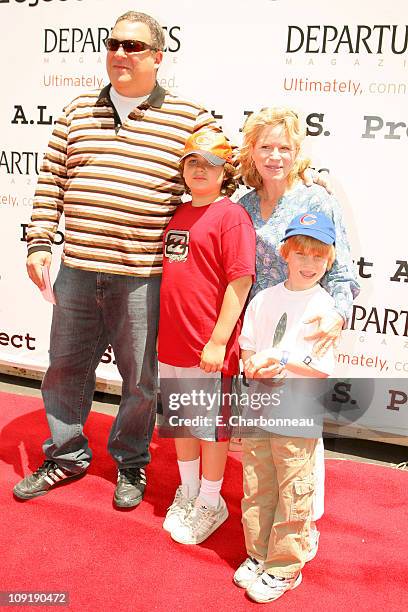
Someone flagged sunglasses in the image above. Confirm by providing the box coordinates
[105,38,158,54]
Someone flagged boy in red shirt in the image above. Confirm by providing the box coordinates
[158,128,255,544]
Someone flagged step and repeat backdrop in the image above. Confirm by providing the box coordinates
[0,0,407,436]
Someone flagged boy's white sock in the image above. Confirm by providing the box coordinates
[198,476,223,508]
[177,458,200,499]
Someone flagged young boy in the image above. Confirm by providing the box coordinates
[235,211,336,603]
[158,128,256,545]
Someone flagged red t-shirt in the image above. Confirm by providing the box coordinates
[158,197,256,375]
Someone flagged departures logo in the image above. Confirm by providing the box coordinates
[286,25,408,55]
[284,25,408,70]
[349,256,408,346]
[44,27,109,54]
[0,0,83,6]
[0,151,41,175]
[351,304,408,338]
[43,25,181,54]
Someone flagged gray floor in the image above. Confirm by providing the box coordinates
[1,374,407,469]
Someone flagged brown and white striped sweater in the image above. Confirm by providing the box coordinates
[27,83,215,277]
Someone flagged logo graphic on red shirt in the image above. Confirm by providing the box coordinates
[164,230,190,262]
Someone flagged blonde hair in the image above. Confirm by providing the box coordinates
[240,107,310,190]
[280,235,335,270]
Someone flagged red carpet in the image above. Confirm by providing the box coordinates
[0,391,407,612]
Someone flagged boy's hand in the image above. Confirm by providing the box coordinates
[304,311,343,357]
[244,349,283,379]
[200,340,226,373]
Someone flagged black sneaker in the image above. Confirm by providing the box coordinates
[13,460,86,500]
[114,467,146,508]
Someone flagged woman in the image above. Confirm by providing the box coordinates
[236,106,359,568]
[238,107,359,351]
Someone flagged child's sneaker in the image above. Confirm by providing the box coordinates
[233,557,264,589]
[171,495,228,544]
[246,571,302,603]
[305,526,320,562]
[163,485,196,533]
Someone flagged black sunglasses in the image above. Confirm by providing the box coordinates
[105,38,158,53]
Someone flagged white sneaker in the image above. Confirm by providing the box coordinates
[171,495,228,544]
[233,557,264,589]
[163,485,196,533]
[305,526,320,562]
[246,571,302,603]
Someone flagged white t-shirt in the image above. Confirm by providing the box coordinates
[239,281,335,376]
[110,87,149,123]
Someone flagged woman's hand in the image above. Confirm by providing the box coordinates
[304,311,344,358]
[200,340,226,373]
[302,168,333,194]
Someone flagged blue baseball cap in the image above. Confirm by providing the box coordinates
[282,212,335,245]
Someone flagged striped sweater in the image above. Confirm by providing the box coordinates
[27,83,215,276]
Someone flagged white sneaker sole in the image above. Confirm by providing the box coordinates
[247,572,302,603]
[171,506,228,545]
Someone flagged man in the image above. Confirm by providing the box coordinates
[13,11,216,508]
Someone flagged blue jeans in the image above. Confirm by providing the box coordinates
[42,263,160,473]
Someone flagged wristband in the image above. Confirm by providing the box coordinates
[279,350,290,367]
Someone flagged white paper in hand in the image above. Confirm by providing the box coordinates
[41,266,56,304]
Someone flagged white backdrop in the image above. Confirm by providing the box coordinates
[0,0,407,434]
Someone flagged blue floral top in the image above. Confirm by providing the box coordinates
[238,184,360,323]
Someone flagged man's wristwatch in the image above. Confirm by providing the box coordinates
[279,350,290,367]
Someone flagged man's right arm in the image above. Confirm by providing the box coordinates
[26,251,53,290]
[26,110,69,289]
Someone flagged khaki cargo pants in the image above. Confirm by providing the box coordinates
[241,435,317,578]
